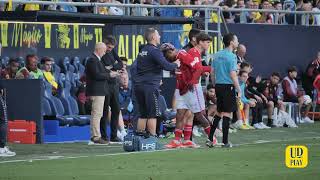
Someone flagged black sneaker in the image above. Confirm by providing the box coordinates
[88,137,109,145]
[110,137,123,144]
[222,143,233,148]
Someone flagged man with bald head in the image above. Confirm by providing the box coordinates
[86,42,119,145]
[236,44,247,64]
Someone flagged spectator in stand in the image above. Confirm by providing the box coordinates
[1,58,20,79]
[24,0,41,11]
[59,0,78,12]
[41,57,58,92]
[74,0,94,13]
[297,2,314,25]
[256,0,274,24]
[313,0,320,25]
[234,0,252,23]
[282,66,314,123]
[274,1,286,24]
[249,0,262,23]
[16,54,43,79]
[97,0,108,15]
[132,0,149,16]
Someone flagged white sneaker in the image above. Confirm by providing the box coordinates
[231,120,243,130]
[301,117,314,124]
[0,147,16,157]
[253,123,263,129]
[192,126,202,137]
[259,122,271,129]
[214,128,223,137]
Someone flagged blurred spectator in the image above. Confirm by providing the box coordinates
[132,0,149,16]
[297,2,314,25]
[59,0,78,12]
[274,1,286,24]
[249,0,262,23]
[234,0,252,23]
[41,57,58,91]
[24,0,41,11]
[74,0,94,13]
[313,0,320,25]
[16,54,43,79]
[255,0,274,24]
[1,58,20,79]
[97,0,109,15]
[108,1,124,15]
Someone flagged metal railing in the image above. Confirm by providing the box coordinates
[0,0,319,25]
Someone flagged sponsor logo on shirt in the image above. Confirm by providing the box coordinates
[190,57,200,67]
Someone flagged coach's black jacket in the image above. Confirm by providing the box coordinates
[101,49,123,85]
[85,53,110,96]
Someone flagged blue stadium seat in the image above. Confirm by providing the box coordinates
[17,57,25,68]
[42,97,52,116]
[57,73,90,126]
[43,80,74,126]
[72,56,85,77]
[1,56,9,68]
[52,62,61,82]
[83,57,90,67]
[59,56,70,74]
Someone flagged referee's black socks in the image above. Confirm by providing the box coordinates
[222,116,231,145]
[209,115,221,142]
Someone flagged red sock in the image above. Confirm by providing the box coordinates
[183,125,192,141]
[174,129,183,141]
[204,126,211,137]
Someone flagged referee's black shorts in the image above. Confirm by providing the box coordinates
[134,84,160,119]
[215,84,237,113]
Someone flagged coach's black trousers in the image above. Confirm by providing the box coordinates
[100,84,120,140]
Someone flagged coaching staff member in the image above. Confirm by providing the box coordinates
[208,33,241,148]
[86,42,118,144]
[100,36,124,143]
[133,27,180,136]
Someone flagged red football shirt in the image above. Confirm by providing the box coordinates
[175,50,198,95]
[187,47,211,85]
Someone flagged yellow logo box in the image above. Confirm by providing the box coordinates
[286,145,308,168]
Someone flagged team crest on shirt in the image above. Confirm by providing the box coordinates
[139,51,148,57]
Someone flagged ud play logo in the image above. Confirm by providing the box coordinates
[286,145,308,168]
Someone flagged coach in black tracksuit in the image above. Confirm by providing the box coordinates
[100,36,123,143]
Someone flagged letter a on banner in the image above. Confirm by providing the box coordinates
[0,22,8,47]
[73,25,79,49]
[44,23,51,48]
